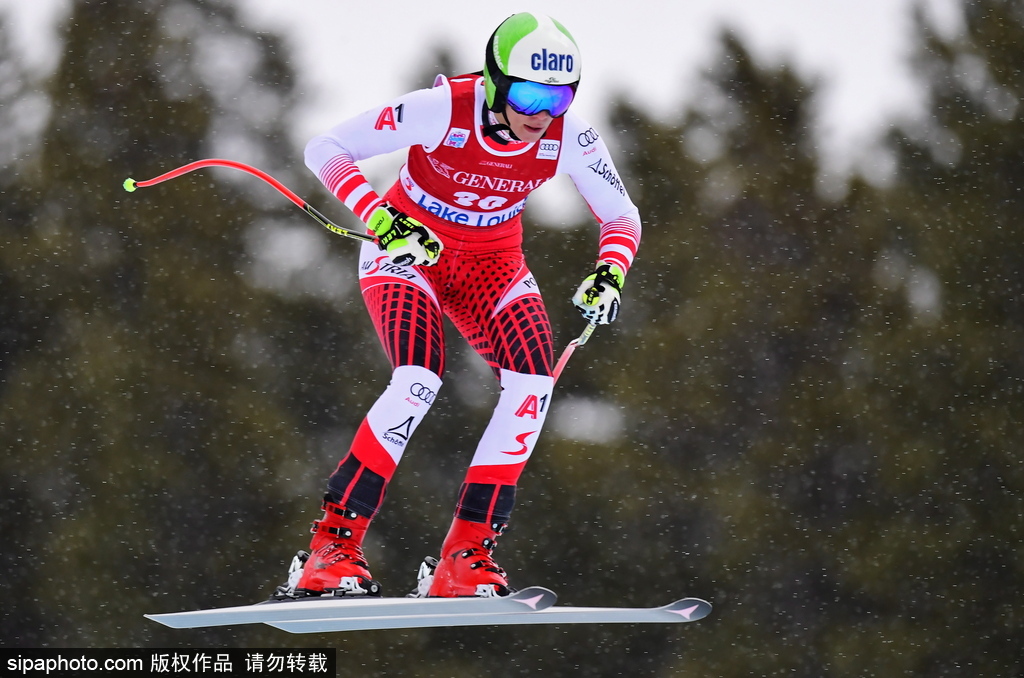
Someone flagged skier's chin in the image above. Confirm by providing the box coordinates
[517,125,547,143]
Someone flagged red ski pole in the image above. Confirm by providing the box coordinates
[553,322,597,382]
[123,158,375,244]
[127,159,596,380]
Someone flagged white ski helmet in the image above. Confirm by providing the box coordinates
[483,13,581,116]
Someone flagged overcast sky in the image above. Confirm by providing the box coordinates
[2,0,963,178]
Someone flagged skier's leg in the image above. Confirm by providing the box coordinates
[324,363,443,518]
[427,367,554,596]
[295,242,445,597]
[427,277,556,596]
[295,363,442,596]
[457,358,555,526]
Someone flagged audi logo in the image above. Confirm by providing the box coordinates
[578,128,600,147]
[410,383,436,404]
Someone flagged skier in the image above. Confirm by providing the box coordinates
[286,12,642,598]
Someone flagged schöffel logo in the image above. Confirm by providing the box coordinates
[588,157,626,196]
[383,417,414,446]
[532,49,574,73]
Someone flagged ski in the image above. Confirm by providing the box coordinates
[144,586,557,630]
[269,597,712,634]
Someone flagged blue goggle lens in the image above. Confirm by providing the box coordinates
[506,81,576,117]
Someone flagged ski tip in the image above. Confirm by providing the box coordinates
[123,178,137,192]
[660,597,713,622]
[144,613,182,629]
[510,586,557,611]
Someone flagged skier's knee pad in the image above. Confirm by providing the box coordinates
[382,364,442,411]
[494,369,554,424]
[468,369,554,470]
[363,365,443,463]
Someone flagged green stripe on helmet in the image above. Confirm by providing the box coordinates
[549,17,578,48]
[492,12,540,75]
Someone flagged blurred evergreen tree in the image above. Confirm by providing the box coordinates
[822,1,1024,674]
[576,33,885,676]
[0,12,51,644]
[0,0,381,647]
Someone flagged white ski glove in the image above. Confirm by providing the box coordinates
[367,204,443,267]
[571,261,625,324]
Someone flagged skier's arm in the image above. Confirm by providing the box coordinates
[304,83,452,222]
[559,114,643,323]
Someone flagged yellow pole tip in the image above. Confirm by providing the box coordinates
[123,178,137,192]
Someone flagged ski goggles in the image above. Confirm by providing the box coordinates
[506,81,576,117]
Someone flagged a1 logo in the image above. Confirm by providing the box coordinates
[514,394,549,419]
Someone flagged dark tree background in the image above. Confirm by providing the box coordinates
[1,0,1020,675]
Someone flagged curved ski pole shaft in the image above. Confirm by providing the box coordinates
[553,322,597,383]
[123,158,376,244]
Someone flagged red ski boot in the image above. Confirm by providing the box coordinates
[423,518,512,598]
[292,496,381,597]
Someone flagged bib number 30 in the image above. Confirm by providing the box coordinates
[453,192,509,210]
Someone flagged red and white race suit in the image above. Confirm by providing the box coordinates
[304,74,641,526]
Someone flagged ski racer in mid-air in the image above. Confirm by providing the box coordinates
[282,11,642,599]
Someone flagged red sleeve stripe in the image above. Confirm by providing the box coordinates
[353,191,384,223]
[598,217,641,274]
[319,154,382,223]
[319,155,359,194]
